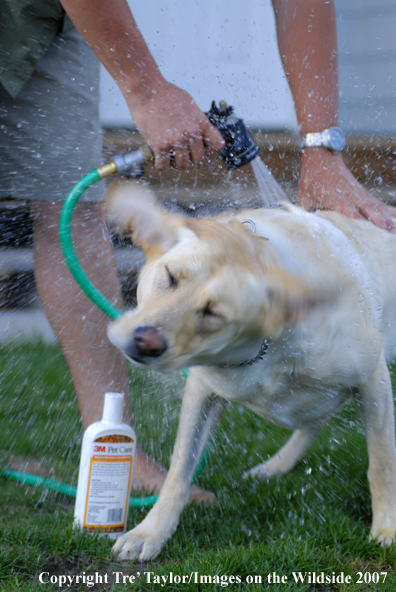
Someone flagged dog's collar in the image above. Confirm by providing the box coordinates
[223,339,270,368]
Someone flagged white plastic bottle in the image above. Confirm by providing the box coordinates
[74,392,136,539]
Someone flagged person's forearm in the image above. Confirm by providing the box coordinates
[60,0,164,104]
[272,0,338,133]
[59,0,228,169]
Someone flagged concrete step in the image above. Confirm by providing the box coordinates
[0,310,56,343]
[0,246,144,310]
[0,246,144,274]
[0,249,37,309]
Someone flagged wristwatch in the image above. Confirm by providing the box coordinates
[300,127,345,152]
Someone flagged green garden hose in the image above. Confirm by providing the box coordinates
[2,147,208,509]
[59,166,122,321]
[1,440,211,508]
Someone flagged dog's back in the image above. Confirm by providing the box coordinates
[232,204,396,364]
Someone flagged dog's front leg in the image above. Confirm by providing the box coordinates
[354,352,396,545]
[113,371,226,561]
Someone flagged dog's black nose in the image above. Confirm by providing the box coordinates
[130,326,167,360]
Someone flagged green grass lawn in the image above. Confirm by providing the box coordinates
[1,342,396,591]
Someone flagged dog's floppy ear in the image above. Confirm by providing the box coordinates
[103,180,186,258]
[262,270,338,337]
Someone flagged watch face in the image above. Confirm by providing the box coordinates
[328,127,345,151]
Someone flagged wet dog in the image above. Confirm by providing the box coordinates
[105,184,396,560]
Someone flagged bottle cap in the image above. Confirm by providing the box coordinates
[102,392,124,423]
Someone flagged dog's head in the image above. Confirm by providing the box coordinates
[104,182,330,372]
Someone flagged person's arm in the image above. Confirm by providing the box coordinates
[60,0,224,169]
[272,0,396,233]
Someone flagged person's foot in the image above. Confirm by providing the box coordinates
[189,483,216,504]
[132,447,216,503]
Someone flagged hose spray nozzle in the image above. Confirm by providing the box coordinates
[110,144,154,178]
[207,100,260,169]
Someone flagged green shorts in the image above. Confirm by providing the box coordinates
[0,29,103,202]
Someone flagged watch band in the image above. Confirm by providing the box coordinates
[300,127,345,152]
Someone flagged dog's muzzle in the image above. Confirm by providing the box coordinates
[126,326,168,364]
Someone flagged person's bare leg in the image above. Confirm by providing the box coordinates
[31,201,213,500]
[31,201,168,493]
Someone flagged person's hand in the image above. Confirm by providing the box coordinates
[126,79,224,170]
[298,147,396,233]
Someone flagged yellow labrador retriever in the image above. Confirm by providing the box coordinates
[105,184,396,561]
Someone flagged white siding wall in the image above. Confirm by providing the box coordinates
[99,0,298,130]
[100,1,396,134]
[336,0,396,134]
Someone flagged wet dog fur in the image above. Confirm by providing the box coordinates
[104,182,396,560]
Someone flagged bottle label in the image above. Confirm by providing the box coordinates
[83,434,134,533]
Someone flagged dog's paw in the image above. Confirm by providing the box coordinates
[112,524,166,562]
[112,504,180,562]
[243,465,271,480]
[243,458,285,480]
[370,526,396,547]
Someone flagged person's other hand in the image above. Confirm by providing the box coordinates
[298,148,396,233]
[127,79,224,170]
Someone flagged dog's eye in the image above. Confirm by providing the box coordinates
[202,303,217,317]
[165,266,177,288]
[198,302,224,331]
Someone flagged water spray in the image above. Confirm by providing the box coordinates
[208,101,290,206]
